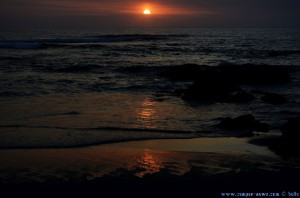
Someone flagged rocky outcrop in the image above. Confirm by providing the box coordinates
[281,116,300,138]
[162,64,291,85]
[217,64,290,85]
[261,93,287,105]
[271,117,300,157]
[218,114,270,133]
[162,64,290,103]
[182,72,239,102]
[223,91,255,103]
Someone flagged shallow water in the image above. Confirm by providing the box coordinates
[0,137,280,183]
[0,28,300,147]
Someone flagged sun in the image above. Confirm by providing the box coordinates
[143,9,151,15]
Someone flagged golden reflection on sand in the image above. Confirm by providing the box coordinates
[128,149,163,177]
[136,98,157,129]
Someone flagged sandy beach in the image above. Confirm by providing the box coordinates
[1,136,299,197]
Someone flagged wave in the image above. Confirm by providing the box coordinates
[0,124,203,134]
[28,111,81,119]
[51,64,103,73]
[0,124,257,149]
[0,34,189,50]
[0,43,43,49]
[0,91,33,97]
[268,50,300,57]
[0,125,203,149]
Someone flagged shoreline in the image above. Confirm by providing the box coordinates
[0,125,281,149]
[0,136,285,180]
[0,136,299,197]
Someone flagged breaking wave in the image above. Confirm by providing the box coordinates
[0,34,189,50]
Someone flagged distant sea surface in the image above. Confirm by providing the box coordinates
[0,28,300,148]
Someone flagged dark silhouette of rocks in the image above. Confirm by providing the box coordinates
[2,161,299,198]
[181,72,239,102]
[223,91,255,103]
[254,122,270,132]
[218,114,270,133]
[281,116,300,137]
[261,93,287,105]
[162,64,291,103]
[182,83,254,103]
[271,117,300,157]
[217,64,290,84]
[218,114,255,130]
[162,64,291,84]
[177,67,239,102]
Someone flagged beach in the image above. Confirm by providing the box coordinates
[1,135,299,197]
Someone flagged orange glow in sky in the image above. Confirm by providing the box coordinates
[134,3,203,16]
[8,1,206,17]
[1,0,299,29]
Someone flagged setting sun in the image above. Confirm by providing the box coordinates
[143,9,151,15]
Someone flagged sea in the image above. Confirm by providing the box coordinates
[0,28,299,148]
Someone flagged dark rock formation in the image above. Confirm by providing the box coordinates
[161,64,291,85]
[218,114,270,133]
[261,93,287,105]
[218,114,256,131]
[271,117,300,157]
[254,122,270,132]
[217,64,291,85]
[162,64,290,103]
[181,71,240,102]
[281,116,300,139]
[1,164,299,198]
[223,91,255,103]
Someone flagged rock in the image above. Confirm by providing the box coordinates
[161,64,290,84]
[272,117,300,157]
[162,64,291,103]
[218,114,270,133]
[281,116,300,139]
[162,64,291,85]
[261,93,287,105]
[218,114,256,130]
[254,121,270,132]
[218,64,291,85]
[223,91,255,103]
[182,71,240,102]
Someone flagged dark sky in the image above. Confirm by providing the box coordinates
[1,0,300,28]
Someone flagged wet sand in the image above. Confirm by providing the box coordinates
[0,137,299,197]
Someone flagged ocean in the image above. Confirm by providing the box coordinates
[0,28,300,148]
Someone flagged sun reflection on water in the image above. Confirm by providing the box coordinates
[136,98,157,129]
[128,149,163,178]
